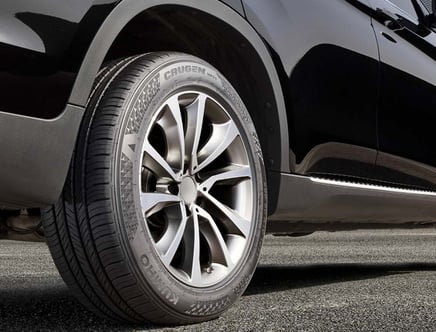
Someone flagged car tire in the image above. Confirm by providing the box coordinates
[42,52,267,325]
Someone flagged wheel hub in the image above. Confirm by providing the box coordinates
[180,176,197,205]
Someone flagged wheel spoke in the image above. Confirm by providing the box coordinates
[201,191,251,238]
[158,95,185,173]
[182,212,202,284]
[185,94,206,173]
[196,121,239,172]
[156,206,188,265]
[194,205,234,268]
[143,142,179,181]
[200,166,251,192]
[140,192,181,216]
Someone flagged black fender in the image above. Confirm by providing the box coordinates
[68,0,290,173]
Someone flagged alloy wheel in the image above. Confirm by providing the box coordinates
[140,91,255,287]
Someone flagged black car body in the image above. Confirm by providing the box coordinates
[1,0,436,325]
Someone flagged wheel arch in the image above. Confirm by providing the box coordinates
[68,0,290,176]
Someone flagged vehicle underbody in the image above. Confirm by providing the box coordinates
[2,207,436,243]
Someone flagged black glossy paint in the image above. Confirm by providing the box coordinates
[245,0,436,190]
[0,1,118,118]
[244,0,380,180]
[369,0,436,190]
[0,0,289,208]
[0,0,245,119]
[289,45,378,165]
[1,0,436,215]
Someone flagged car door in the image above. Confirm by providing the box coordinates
[368,0,436,190]
[243,0,380,181]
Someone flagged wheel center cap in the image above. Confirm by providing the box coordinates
[180,177,197,205]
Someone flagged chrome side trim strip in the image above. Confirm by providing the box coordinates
[310,177,436,197]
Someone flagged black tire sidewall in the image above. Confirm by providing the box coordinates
[112,54,267,320]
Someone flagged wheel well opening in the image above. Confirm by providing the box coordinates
[103,5,283,172]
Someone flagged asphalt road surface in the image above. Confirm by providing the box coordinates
[1,230,436,331]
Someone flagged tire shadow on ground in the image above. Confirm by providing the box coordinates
[0,282,160,331]
[246,262,436,296]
